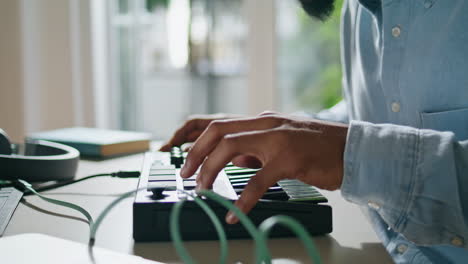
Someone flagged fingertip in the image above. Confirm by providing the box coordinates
[195,183,212,192]
[180,165,188,178]
[180,160,191,178]
[225,211,238,224]
[159,144,170,152]
[194,185,202,194]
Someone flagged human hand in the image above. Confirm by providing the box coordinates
[179,114,348,224]
[159,113,243,152]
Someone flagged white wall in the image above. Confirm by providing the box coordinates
[0,0,278,142]
[245,0,277,115]
[0,1,24,142]
[0,0,96,142]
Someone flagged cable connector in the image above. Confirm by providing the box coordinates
[12,180,28,192]
[110,171,140,178]
[1,180,27,193]
[0,180,13,187]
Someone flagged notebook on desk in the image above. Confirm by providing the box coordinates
[28,127,152,158]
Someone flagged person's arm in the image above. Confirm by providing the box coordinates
[342,121,468,248]
[160,100,349,152]
[179,115,348,224]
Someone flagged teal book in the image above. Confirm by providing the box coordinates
[28,127,152,158]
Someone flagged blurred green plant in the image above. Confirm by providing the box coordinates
[144,0,343,111]
[146,0,170,11]
[282,0,343,111]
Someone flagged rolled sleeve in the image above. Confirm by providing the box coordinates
[341,120,468,249]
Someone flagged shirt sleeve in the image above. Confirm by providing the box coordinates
[341,120,468,248]
[294,100,349,124]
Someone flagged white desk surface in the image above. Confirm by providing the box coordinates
[4,152,394,263]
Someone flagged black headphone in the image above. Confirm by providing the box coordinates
[0,129,79,182]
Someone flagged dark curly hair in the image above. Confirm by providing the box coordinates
[297,0,335,21]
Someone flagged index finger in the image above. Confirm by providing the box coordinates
[195,130,271,190]
[159,118,212,151]
[182,116,284,178]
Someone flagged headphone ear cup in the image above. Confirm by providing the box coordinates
[0,129,13,155]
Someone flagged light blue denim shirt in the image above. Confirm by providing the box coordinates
[318,0,468,263]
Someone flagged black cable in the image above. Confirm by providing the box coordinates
[23,171,140,196]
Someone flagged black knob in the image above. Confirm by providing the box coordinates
[150,187,167,200]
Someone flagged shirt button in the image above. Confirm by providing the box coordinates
[368,201,380,210]
[451,236,464,247]
[392,26,401,38]
[391,102,401,113]
[396,244,408,254]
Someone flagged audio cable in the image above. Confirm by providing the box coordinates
[22,171,140,196]
[19,179,94,227]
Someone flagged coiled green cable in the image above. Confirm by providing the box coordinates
[170,192,228,264]
[18,180,321,264]
[259,215,322,264]
[168,190,323,263]
[89,188,139,244]
[18,180,94,227]
[196,190,269,264]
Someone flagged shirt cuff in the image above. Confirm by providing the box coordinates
[340,120,419,233]
[341,120,468,247]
